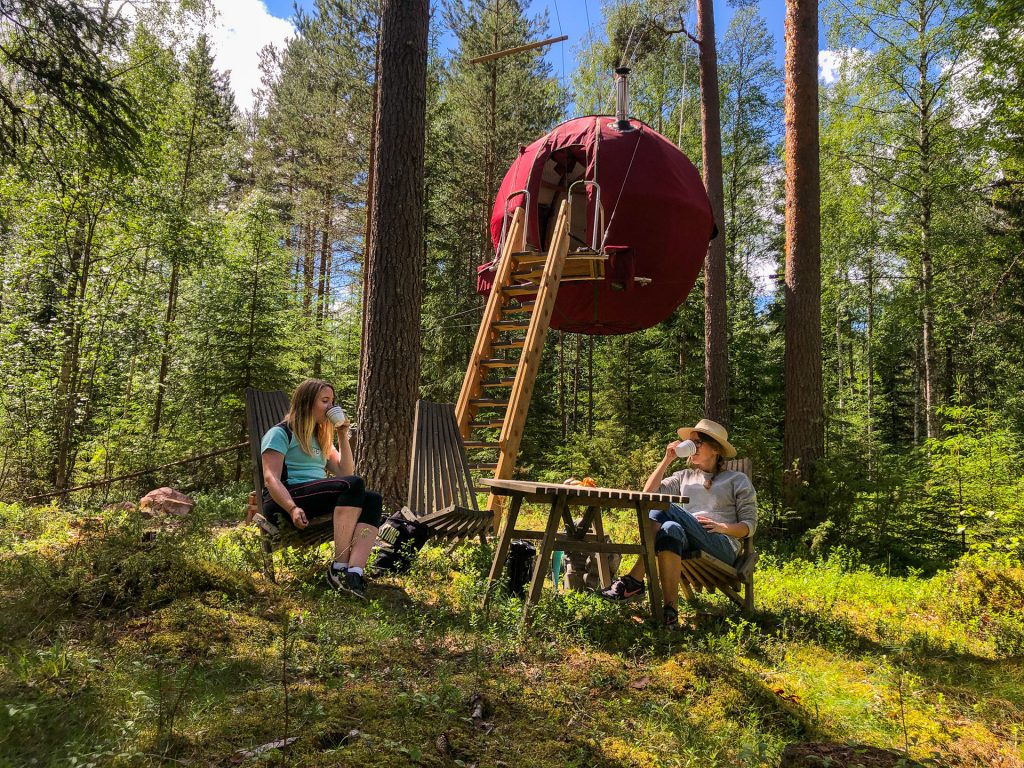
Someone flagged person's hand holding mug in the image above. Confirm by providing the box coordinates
[664,441,680,463]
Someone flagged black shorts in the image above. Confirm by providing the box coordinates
[263,475,383,529]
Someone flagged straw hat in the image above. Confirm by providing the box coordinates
[677,419,737,459]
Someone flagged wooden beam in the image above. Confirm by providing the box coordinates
[468,35,568,65]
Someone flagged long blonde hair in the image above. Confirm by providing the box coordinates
[285,379,335,458]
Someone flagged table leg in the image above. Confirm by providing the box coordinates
[483,495,522,609]
[636,502,663,624]
[592,508,611,589]
[523,494,568,626]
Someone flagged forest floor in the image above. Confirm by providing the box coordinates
[1,493,1022,768]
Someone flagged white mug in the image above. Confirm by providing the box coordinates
[674,439,697,459]
[326,405,347,426]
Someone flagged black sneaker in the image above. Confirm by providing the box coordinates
[599,574,645,601]
[325,565,346,592]
[339,570,368,600]
[663,603,680,628]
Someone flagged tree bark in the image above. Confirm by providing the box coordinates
[916,10,938,439]
[54,212,95,490]
[355,0,429,510]
[697,0,730,427]
[313,195,332,378]
[783,0,824,506]
[358,22,381,408]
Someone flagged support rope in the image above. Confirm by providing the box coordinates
[18,441,249,503]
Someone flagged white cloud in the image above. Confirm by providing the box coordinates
[207,0,294,113]
[819,50,842,85]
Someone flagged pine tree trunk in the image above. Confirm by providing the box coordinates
[359,28,381,408]
[783,0,824,508]
[313,198,332,378]
[54,215,94,490]
[917,25,938,439]
[151,261,179,436]
[355,0,429,510]
[697,0,729,427]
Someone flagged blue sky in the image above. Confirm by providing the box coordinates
[212,0,832,115]
[260,0,793,78]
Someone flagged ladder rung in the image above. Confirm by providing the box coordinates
[501,285,538,297]
[501,303,535,315]
[470,421,504,429]
[512,251,546,264]
[491,320,530,331]
[470,462,498,471]
[464,441,500,449]
[469,398,509,407]
[480,358,518,368]
[481,378,515,388]
[492,341,525,350]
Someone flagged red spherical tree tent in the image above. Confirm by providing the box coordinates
[457,83,717,510]
[478,114,715,335]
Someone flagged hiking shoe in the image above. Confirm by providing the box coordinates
[662,604,680,628]
[599,574,645,601]
[339,570,368,600]
[325,564,346,592]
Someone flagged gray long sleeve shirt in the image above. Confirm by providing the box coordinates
[657,468,758,552]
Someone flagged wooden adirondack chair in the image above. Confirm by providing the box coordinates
[402,400,491,542]
[677,457,759,613]
[244,388,336,553]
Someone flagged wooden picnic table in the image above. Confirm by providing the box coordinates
[481,478,688,624]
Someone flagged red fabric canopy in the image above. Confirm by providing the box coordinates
[482,115,714,335]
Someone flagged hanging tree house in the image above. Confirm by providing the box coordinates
[455,70,716,521]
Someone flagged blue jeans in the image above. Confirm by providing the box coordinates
[649,504,738,565]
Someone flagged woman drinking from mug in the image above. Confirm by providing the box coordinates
[261,378,382,599]
[600,419,757,627]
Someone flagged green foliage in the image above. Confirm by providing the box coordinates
[0,0,142,168]
[938,553,1024,655]
[923,402,1024,557]
[2,505,1023,767]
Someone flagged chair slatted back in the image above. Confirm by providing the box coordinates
[407,401,478,515]
[245,388,291,510]
[722,457,752,479]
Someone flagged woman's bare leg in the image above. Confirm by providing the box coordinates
[657,550,682,608]
[332,505,360,563]
[347,523,379,569]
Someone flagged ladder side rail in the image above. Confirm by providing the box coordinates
[486,201,571,522]
[567,179,602,251]
[455,207,526,437]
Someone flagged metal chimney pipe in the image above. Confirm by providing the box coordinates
[613,66,634,132]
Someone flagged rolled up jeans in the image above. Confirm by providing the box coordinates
[649,504,738,565]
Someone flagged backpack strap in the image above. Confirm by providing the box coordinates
[272,420,292,485]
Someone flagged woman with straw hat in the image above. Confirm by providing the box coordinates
[600,419,757,627]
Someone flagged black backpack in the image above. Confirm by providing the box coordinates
[505,540,536,598]
[369,508,432,575]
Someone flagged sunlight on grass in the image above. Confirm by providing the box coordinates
[0,499,1021,767]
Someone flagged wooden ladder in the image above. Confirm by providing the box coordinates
[456,200,604,529]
